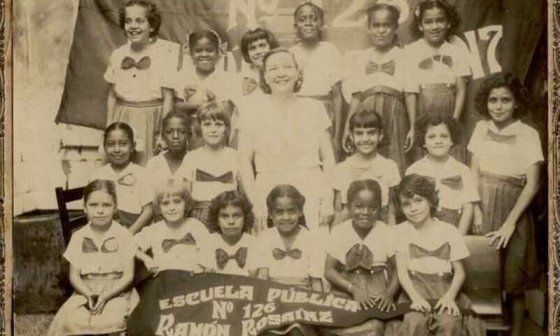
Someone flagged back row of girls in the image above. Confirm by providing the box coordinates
[105,0,472,170]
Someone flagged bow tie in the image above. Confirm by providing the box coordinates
[121,56,151,70]
[161,232,196,253]
[215,247,247,269]
[365,60,395,76]
[272,247,302,260]
[484,129,517,144]
[117,172,137,186]
[195,170,234,184]
[82,237,119,253]
[418,55,453,70]
[408,242,451,260]
[345,244,374,272]
[440,175,463,191]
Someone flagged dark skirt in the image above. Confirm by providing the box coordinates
[112,98,163,165]
[417,84,466,164]
[478,172,540,293]
[323,268,395,336]
[435,208,461,228]
[398,272,485,336]
[358,86,409,176]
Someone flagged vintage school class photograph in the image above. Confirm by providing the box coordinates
[12,0,548,335]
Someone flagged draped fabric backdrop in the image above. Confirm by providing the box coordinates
[56,0,545,135]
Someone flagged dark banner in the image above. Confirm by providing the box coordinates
[128,271,413,336]
[56,0,545,130]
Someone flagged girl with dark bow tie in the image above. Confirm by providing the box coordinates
[468,73,543,336]
[395,175,484,336]
[48,180,138,336]
[198,191,256,276]
[406,114,479,233]
[324,179,400,336]
[404,0,471,164]
[252,185,325,336]
[104,0,178,165]
[342,2,418,174]
[134,179,210,277]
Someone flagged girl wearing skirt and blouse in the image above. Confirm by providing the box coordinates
[252,185,324,336]
[324,179,399,336]
[104,0,177,164]
[395,175,484,336]
[469,73,543,336]
[48,180,138,336]
[342,3,418,174]
[404,0,470,163]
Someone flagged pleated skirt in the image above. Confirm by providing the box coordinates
[358,86,409,175]
[478,172,540,293]
[111,99,163,166]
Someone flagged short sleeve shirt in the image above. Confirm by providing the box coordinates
[104,38,179,102]
[173,65,243,107]
[404,39,471,86]
[332,155,401,206]
[290,41,342,96]
[199,233,257,276]
[90,163,152,215]
[467,120,544,177]
[238,95,331,173]
[406,156,479,210]
[342,47,418,102]
[134,218,210,272]
[63,222,136,276]
[252,228,325,279]
[327,220,396,268]
[146,151,188,193]
[396,220,469,275]
[178,147,239,202]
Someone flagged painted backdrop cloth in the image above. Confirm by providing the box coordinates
[56,0,544,131]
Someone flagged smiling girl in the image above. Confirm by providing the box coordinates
[104,0,178,164]
[342,3,418,174]
[239,28,279,95]
[468,73,543,336]
[135,180,210,276]
[406,114,479,232]
[174,30,241,149]
[405,0,471,163]
[91,122,153,233]
[179,103,240,229]
[395,175,484,335]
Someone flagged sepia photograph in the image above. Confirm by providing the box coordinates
[6,0,554,335]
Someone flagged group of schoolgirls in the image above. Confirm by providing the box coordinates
[48,0,544,335]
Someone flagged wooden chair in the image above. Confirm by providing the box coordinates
[55,186,87,245]
[463,235,510,334]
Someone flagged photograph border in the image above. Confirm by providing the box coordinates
[2,0,12,334]
[1,0,558,335]
[549,0,559,335]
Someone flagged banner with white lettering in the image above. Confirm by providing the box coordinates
[128,270,413,336]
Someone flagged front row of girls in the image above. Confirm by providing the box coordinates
[50,176,484,336]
